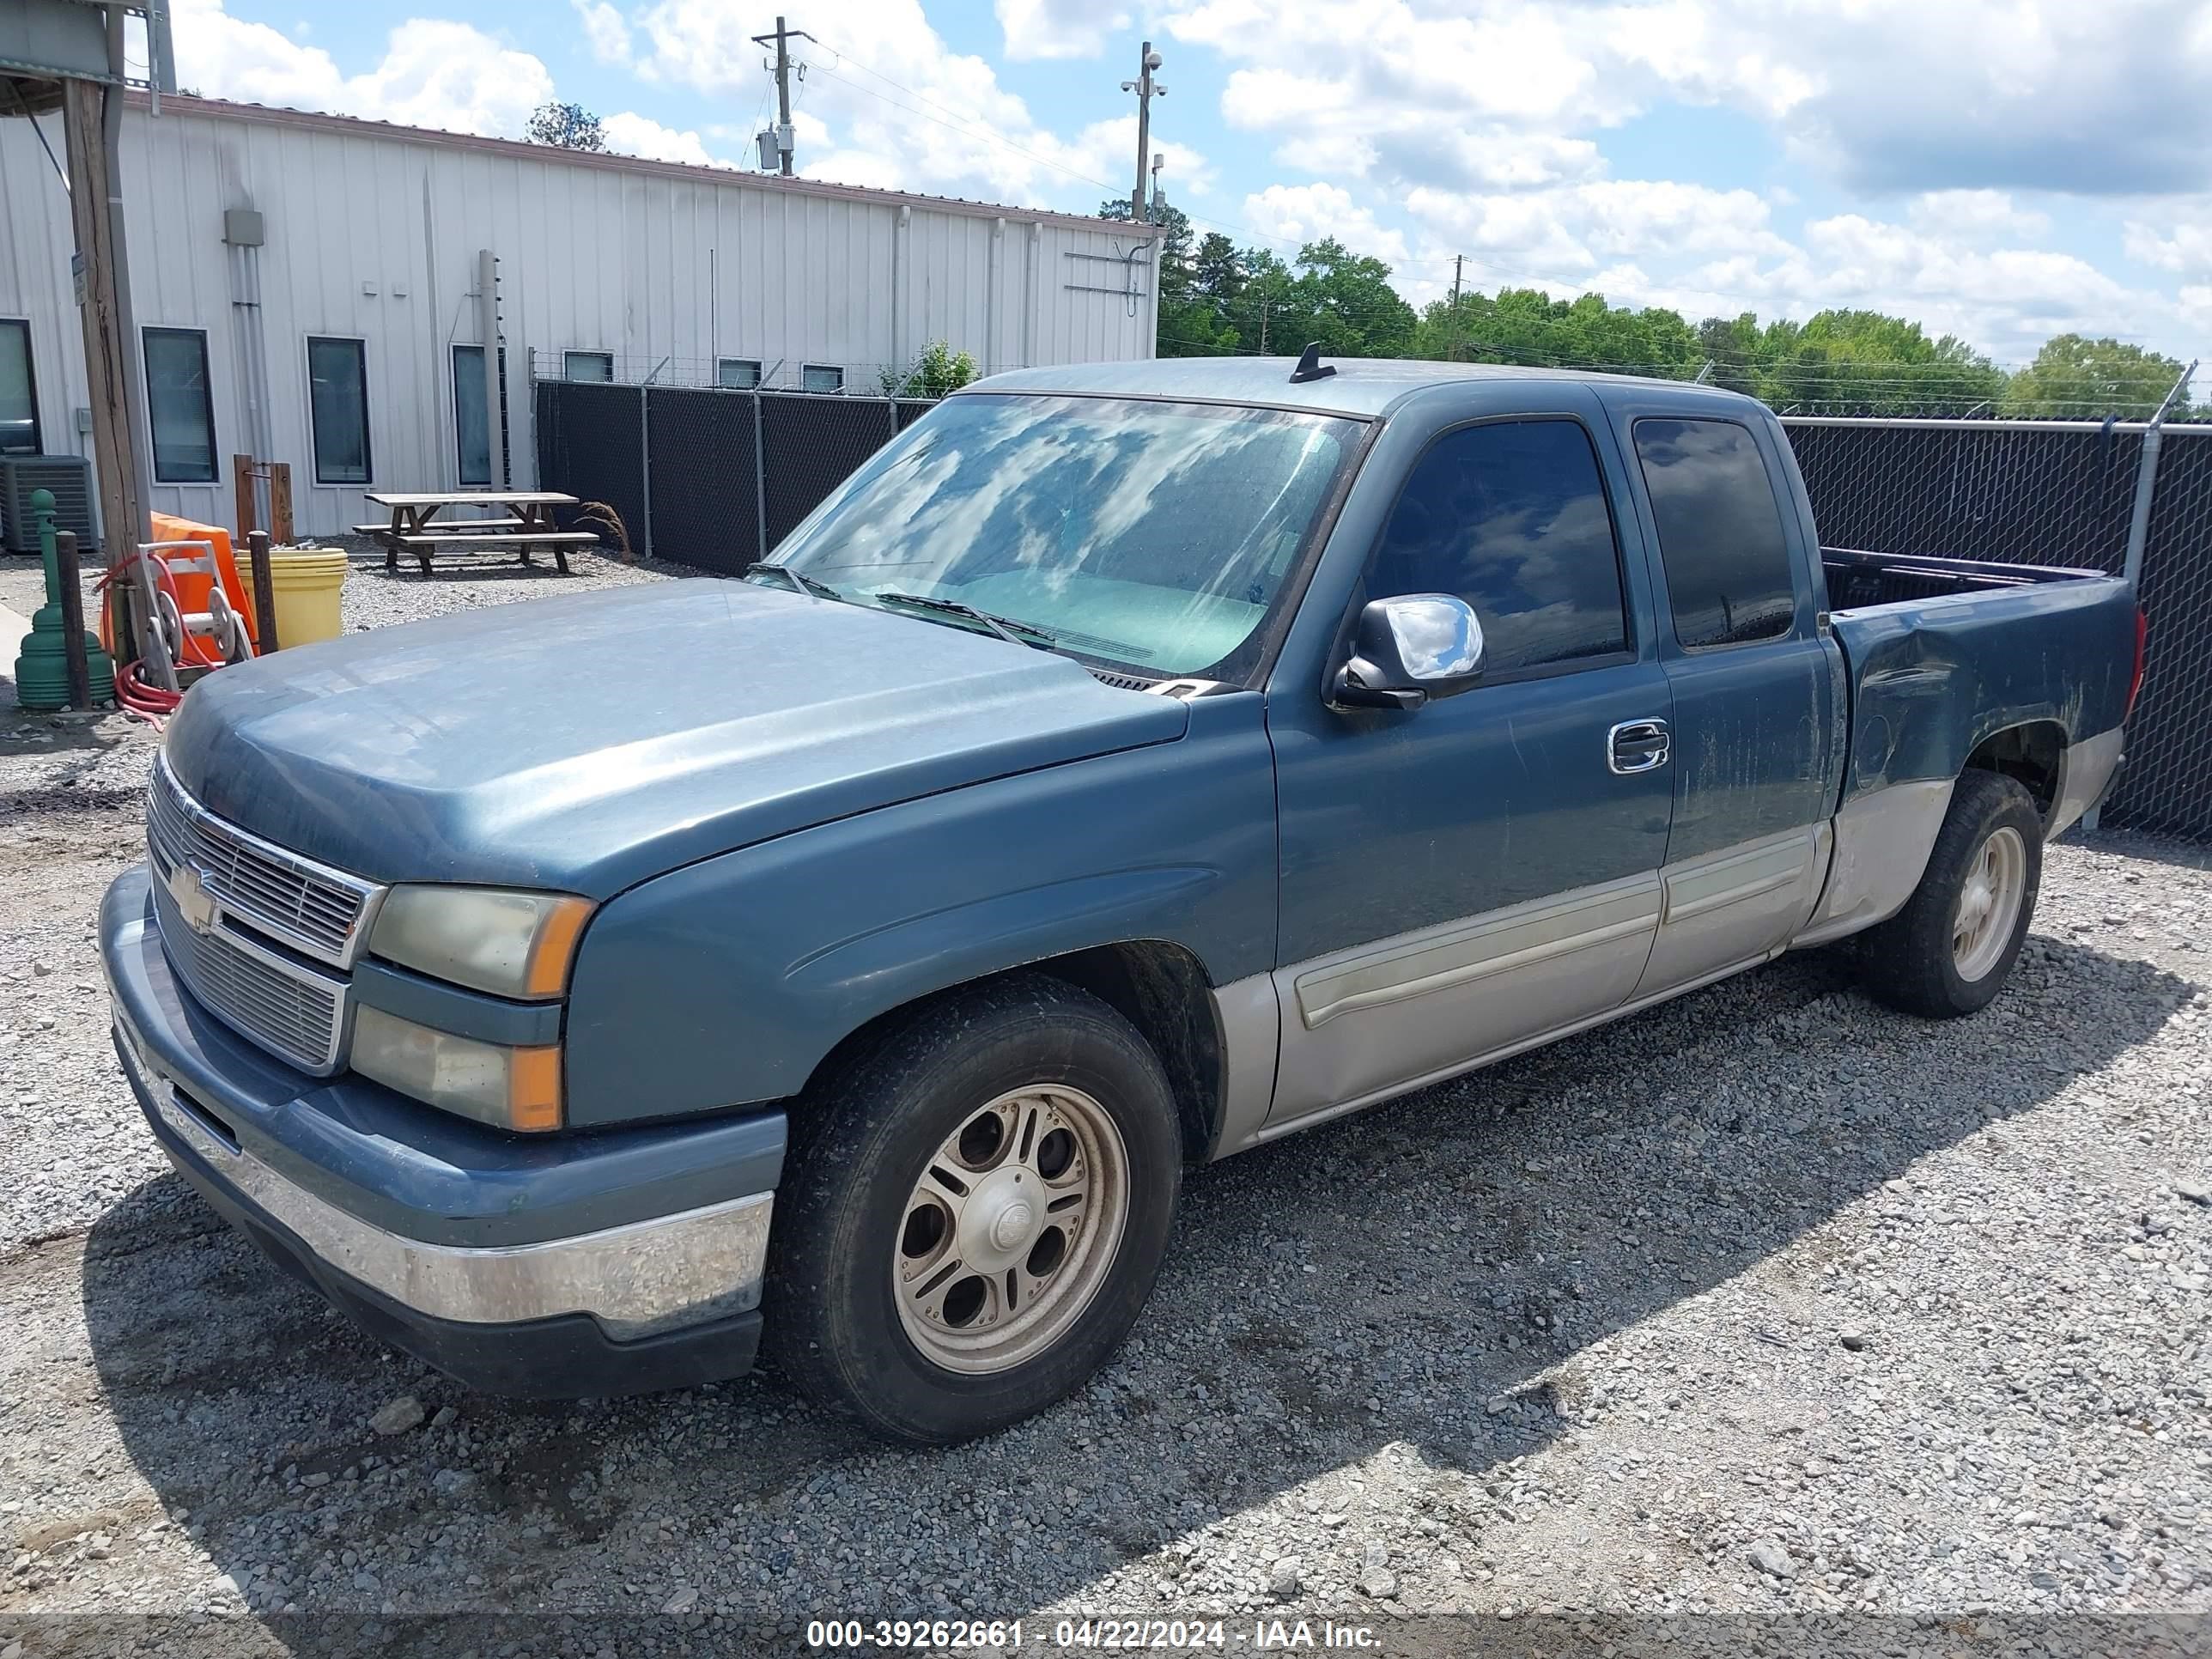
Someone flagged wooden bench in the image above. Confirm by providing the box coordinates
[393,531,599,576]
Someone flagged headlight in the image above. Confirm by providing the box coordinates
[368,885,594,1000]
[350,1005,562,1132]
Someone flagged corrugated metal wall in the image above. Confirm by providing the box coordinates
[0,98,1157,539]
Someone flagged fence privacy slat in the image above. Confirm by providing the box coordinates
[758,394,901,549]
[535,380,647,563]
[646,388,762,574]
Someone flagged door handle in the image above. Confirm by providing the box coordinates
[1607,718,1671,775]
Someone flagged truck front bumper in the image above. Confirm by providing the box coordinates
[100,864,783,1397]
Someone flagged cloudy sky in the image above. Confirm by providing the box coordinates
[169,0,2212,365]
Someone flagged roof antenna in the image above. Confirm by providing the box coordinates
[1289,342,1336,384]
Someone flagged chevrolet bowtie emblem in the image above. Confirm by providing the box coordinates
[168,860,221,934]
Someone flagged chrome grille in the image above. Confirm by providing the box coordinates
[151,871,346,1074]
[146,758,380,968]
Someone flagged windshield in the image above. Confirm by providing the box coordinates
[763,393,1361,678]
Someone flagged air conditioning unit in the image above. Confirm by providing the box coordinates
[0,455,100,554]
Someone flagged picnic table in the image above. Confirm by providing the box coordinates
[358,491,593,576]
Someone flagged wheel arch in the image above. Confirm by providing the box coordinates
[796,939,1228,1164]
[1963,718,2068,825]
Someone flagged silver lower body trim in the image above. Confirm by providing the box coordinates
[2051,726,2124,839]
[125,1021,771,1340]
[1790,778,1954,949]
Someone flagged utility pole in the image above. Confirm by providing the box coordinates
[751,15,814,177]
[1449,254,1463,362]
[1122,42,1164,221]
[63,76,143,571]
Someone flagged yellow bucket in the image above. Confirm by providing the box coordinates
[237,549,349,649]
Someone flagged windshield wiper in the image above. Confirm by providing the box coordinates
[745,562,842,603]
[873,590,1057,649]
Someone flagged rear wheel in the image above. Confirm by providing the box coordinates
[764,975,1182,1444]
[1858,769,2043,1018]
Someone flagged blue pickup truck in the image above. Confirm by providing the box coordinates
[101,356,2142,1443]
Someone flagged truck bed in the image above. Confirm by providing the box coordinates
[1822,545,2111,611]
[1821,546,2137,810]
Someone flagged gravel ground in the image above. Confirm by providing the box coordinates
[1,545,2207,1654]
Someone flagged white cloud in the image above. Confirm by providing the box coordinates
[170,0,550,137]
[625,0,1207,212]
[1906,190,2051,246]
[1171,0,2212,199]
[602,112,720,166]
[1657,216,2160,361]
[1400,179,1790,281]
[1148,0,2210,356]
[2126,216,2212,276]
[1066,115,1217,202]
[574,0,632,64]
[1627,0,2212,197]
[996,0,1129,61]
[344,21,554,136]
[1242,182,1408,266]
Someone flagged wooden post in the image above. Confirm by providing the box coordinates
[62,78,146,574]
[54,531,92,711]
[270,462,294,543]
[246,529,279,653]
[234,453,258,540]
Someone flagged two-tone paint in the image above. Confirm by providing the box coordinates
[101,356,2138,1392]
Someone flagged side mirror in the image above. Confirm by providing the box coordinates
[1329,594,1486,712]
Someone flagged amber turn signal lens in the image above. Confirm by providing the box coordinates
[523,896,596,999]
[507,1045,564,1133]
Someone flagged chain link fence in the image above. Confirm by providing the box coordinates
[535,374,2212,839]
[1783,416,2212,837]
[1784,421,2145,575]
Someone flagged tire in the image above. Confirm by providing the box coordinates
[1858,769,2044,1018]
[763,974,1182,1445]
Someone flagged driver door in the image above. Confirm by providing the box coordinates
[1265,395,1674,1128]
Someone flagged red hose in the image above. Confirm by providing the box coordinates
[117,658,183,721]
[97,544,252,729]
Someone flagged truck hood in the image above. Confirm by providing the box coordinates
[162,580,1188,896]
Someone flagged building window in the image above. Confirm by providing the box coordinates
[0,320,40,455]
[453,344,491,486]
[564,350,614,383]
[1632,417,1796,650]
[306,336,371,485]
[800,363,844,394]
[143,326,217,483]
[717,357,763,390]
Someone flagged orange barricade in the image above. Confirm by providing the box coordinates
[103,513,262,659]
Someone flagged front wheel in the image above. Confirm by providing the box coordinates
[763,975,1182,1444]
[1857,769,2043,1018]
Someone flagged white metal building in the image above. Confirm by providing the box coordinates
[0,94,1160,539]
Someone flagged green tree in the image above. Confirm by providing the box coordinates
[526,100,605,150]
[1750,309,2007,416]
[1282,239,1419,358]
[1191,233,1245,307]
[2000,335,2190,419]
[883,340,978,398]
[1415,287,1698,374]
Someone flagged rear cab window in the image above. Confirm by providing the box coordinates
[1632,417,1797,649]
[1366,418,1632,678]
